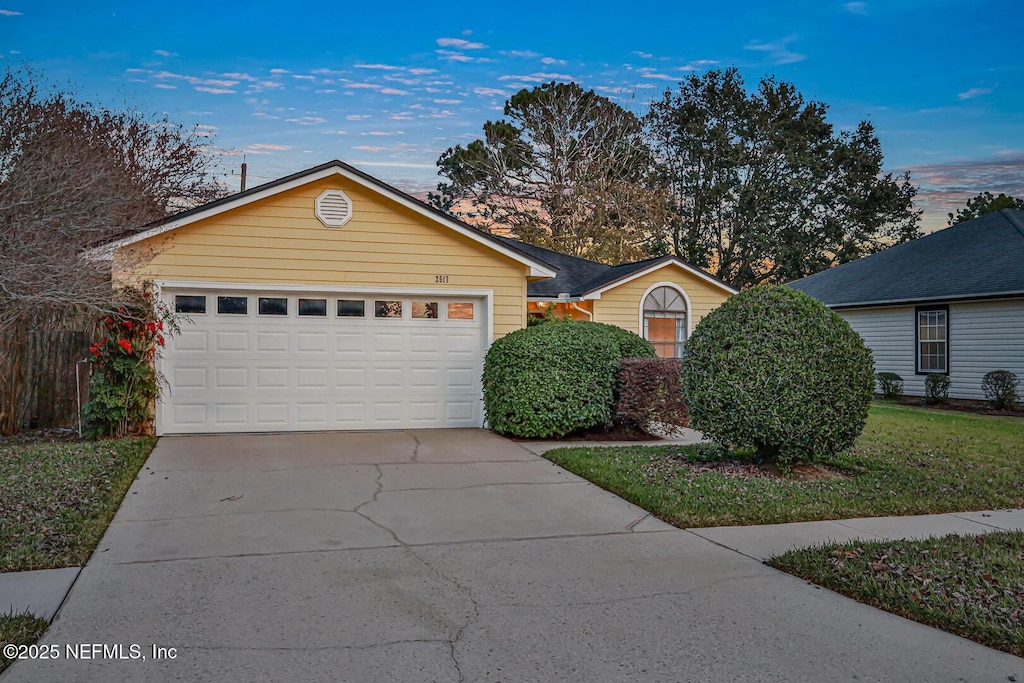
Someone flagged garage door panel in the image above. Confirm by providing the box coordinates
[336,368,366,389]
[174,330,208,352]
[372,402,404,424]
[297,332,328,352]
[256,367,289,388]
[410,333,439,353]
[372,368,404,389]
[160,289,486,434]
[296,403,329,424]
[409,367,439,388]
[296,367,329,388]
[172,367,207,389]
[336,333,366,353]
[447,368,476,389]
[257,332,289,352]
[215,367,248,389]
[446,401,475,421]
[409,401,440,422]
[447,333,479,354]
[214,404,248,425]
[215,331,248,352]
[336,401,368,424]
[256,403,289,425]
[173,404,207,425]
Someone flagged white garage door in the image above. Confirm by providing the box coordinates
[157,288,487,434]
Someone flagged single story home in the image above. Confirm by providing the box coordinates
[98,160,735,434]
[789,209,1024,401]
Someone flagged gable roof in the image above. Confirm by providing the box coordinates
[492,236,737,298]
[92,160,557,278]
[789,209,1024,308]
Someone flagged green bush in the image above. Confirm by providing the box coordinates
[924,373,950,404]
[982,370,1019,410]
[876,372,904,400]
[483,321,654,438]
[680,284,875,466]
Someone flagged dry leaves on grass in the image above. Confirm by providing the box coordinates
[640,450,851,486]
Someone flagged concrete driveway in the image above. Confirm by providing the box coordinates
[6,430,1021,682]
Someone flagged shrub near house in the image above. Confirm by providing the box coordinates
[681,285,875,466]
[84,297,176,438]
[482,321,656,438]
[615,358,688,430]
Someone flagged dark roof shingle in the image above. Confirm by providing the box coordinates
[491,237,732,298]
[789,210,1024,307]
[491,236,612,298]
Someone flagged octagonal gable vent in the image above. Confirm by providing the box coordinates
[315,189,353,227]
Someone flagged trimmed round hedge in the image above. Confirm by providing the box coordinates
[483,321,655,438]
[681,284,874,466]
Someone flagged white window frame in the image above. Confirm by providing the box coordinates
[638,282,692,358]
[915,305,949,375]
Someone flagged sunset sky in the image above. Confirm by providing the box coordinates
[3,0,1022,231]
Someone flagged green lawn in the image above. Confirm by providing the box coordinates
[0,611,50,674]
[0,436,156,572]
[769,532,1024,657]
[544,404,1024,527]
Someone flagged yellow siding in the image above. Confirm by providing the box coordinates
[115,176,530,336]
[592,264,731,335]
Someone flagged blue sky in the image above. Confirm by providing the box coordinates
[3,0,1022,230]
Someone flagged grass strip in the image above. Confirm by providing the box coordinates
[769,531,1024,657]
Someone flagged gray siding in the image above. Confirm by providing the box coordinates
[841,306,922,395]
[839,298,1024,401]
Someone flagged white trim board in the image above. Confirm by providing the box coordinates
[582,259,737,299]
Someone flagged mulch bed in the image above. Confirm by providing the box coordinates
[507,422,662,442]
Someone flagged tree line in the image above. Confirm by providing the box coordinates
[0,67,224,432]
[429,68,924,288]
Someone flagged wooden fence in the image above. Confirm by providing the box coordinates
[19,325,96,430]
[0,315,99,433]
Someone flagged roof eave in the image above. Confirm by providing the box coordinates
[824,290,1024,310]
[579,257,737,299]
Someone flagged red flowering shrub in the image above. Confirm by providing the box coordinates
[84,295,176,438]
[614,358,688,431]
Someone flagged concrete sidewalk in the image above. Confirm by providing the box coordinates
[0,568,80,621]
[691,508,1024,560]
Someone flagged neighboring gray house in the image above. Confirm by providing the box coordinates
[790,209,1024,400]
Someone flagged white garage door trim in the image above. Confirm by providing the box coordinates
[154,281,494,435]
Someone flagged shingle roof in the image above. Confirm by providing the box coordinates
[491,236,611,297]
[789,210,1024,307]
[492,236,734,298]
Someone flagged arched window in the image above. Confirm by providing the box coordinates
[643,286,687,358]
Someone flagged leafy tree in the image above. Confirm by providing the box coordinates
[0,66,226,432]
[430,81,666,263]
[645,68,921,288]
[948,192,1024,225]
